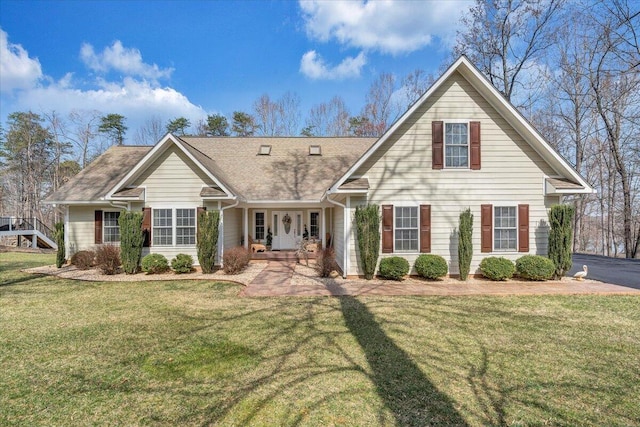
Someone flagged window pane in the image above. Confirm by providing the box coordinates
[494,207,517,251]
[153,209,173,245]
[310,212,320,238]
[104,211,120,243]
[176,209,196,245]
[255,212,265,240]
[394,206,418,252]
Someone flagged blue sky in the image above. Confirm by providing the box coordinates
[0,0,473,140]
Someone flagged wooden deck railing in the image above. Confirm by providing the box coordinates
[0,217,55,241]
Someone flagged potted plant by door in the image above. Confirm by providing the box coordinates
[266,227,273,251]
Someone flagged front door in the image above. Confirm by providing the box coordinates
[272,211,302,250]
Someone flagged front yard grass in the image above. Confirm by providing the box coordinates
[1,251,639,426]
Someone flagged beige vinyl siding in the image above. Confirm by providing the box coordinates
[67,205,110,256]
[348,196,367,276]
[223,207,242,251]
[333,206,345,274]
[349,71,558,276]
[133,145,215,204]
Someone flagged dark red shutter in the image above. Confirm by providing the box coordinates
[481,204,493,253]
[432,121,443,170]
[518,204,529,252]
[94,210,103,244]
[142,207,151,247]
[382,205,393,253]
[420,204,431,253]
[470,121,481,170]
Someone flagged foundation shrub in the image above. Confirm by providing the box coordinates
[70,250,95,270]
[458,208,473,281]
[516,255,555,281]
[355,204,381,280]
[197,210,220,274]
[378,256,410,281]
[414,254,448,280]
[171,253,194,274]
[480,257,516,281]
[141,253,170,274]
[315,247,337,278]
[119,211,144,274]
[95,245,121,275]
[223,246,251,274]
[548,204,574,279]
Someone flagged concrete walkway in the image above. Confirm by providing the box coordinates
[241,262,640,297]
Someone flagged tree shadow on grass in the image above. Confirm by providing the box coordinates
[339,295,469,426]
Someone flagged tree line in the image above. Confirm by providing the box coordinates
[1,0,638,258]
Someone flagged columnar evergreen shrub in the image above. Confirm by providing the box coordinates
[516,255,555,281]
[54,221,65,268]
[548,204,574,279]
[480,257,515,281]
[197,210,220,273]
[118,211,144,274]
[141,253,170,274]
[414,254,448,279]
[355,204,381,280]
[70,250,95,270]
[458,208,473,280]
[378,257,409,280]
[223,246,251,274]
[171,254,194,273]
[95,245,121,275]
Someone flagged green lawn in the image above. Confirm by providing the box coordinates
[1,252,639,426]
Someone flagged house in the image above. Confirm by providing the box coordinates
[45,57,594,277]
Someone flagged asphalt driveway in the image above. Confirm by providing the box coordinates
[571,253,640,289]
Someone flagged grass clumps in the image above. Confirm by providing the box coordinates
[141,253,170,274]
[223,246,251,274]
[378,256,409,281]
[516,255,555,281]
[480,257,516,281]
[414,254,448,280]
[171,253,194,274]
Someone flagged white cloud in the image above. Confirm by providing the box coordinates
[0,28,43,93]
[299,0,472,54]
[80,40,173,81]
[300,50,366,80]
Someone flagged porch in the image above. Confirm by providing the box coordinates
[250,249,318,262]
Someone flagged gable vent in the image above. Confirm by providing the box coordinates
[258,145,272,155]
[309,145,322,156]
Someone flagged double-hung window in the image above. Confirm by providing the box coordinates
[394,206,418,252]
[104,211,120,243]
[309,212,320,239]
[176,209,196,245]
[445,123,469,168]
[254,212,265,240]
[153,209,173,246]
[494,206,517,251]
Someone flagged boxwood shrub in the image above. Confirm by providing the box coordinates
[378,256,410,281]
[516,255,555,281]
[480,257,515,281]
[141,253,170,274]
[414,254,448,279]
[171,253,194,274]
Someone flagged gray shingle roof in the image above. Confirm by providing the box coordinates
[46,146,152,202]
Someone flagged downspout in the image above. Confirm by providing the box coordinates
[219,198,239,266]
[325,193,348,278]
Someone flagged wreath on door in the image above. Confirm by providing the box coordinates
[282,213,292,234]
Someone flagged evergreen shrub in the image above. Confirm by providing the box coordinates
[70,250,95,270]
[414,254,448,279]
[458,208,473,280]
[355,204,381,280]
[516,255,555,281]
[223,246,251,274]
[171,254,194,274]
[197,210,220,273]
[548,204,574,279]
[118,211,144,274]
[95,245,121,275]
[378,257,409,281]
[480,257,515,281]
[54,221,65,268]
[141,253,170,274]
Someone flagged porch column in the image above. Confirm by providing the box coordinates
[64,206,70,258]
[243,207,249,250]
[345,196,351,276]
[218,201,223,265]
[321,207,326,249]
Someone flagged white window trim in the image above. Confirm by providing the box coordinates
[493,204,518,252]
[152,207,198,247]
[393,205,420,253]
[444,120,470,169]
[254,210,266,241]
[308,210,321,240]
[103,210,121,244]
